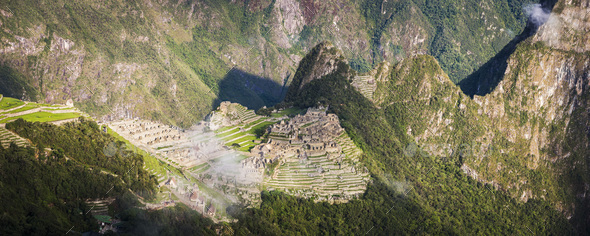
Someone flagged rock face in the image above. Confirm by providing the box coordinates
[533,0,590,53]
[284,42,348,100]
[362,0,590,224]
[282,0,590,225]
[296,42,344,89]
[373,46,589,219]
[0,0,532,127]
[271,0,306,48]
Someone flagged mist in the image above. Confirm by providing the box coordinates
[524,3,551,27]
[183,125,263,208]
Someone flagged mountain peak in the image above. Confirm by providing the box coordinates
[284,41,349,100]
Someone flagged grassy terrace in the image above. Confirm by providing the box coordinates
[0,111,82,123]
[221,131,252,142]
[0,96,24,110]
[0,96,83,124]
[248,121,275,132]
[237,142,257,151]
[189,162,211,174]
[242,118,266,129]
[266,147,369,197]
[227,135,256,145]
[216,126,239,134]
[156,145,173,150]
[215,117,276,152]
[0,103,40,114]
[0,102,64,114]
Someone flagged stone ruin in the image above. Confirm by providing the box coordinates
[242,106,370,202]
[207,101,258,130]
[108,119,226,168]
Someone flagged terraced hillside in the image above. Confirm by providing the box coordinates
[106,104,275,218]
[266,154,369,201]
[241,107,370,202]
[0,95,84,124]
[351,75,377,101]
[208,102,369,202]
[0,126,30,148]
[211,102,294,152]
[0,95,85,147]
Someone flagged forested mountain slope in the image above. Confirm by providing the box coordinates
[0,0,533,127]
[226,41,575,235]
[274,0,590,230]
[0,118,218,235]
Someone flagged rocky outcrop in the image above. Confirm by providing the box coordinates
[297,42,344,89]
[284,42,347,101]
[0,0,534,127]
[534,0,590,53]
[375,0,590,222]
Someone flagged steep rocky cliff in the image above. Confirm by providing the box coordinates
[283,43,575,233]
[0,0,533,127]
[283,0,590,230]
[392,0,590,229]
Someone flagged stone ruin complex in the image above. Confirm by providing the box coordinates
[107,103,371,211]
[243,106,370,202]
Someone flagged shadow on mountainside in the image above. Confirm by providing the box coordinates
[0,65,39,101]
[212,68,288,111]
[459,0,559,97]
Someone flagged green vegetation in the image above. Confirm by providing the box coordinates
[0,103,41,114]
[214,110,275,152]
[360,0,533,82]
[0,66,39,101]
[105,125,170,178]
[0,96,24,110]
[0,96,83,124]
[117,203,216,235]
[0,111,82,123]
[0,143,118,234]
[156,145,173,150]
[1,0,582,234]
[0,118,219,234]
[0,118,154,234]
[233,50,576,234]
[0,127,29,148]
[271,107,305,118]
[6,118,157,196]
[0,0,534,129]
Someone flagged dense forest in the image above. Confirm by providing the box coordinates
[6,118,156,197]
[114,196,217,236]
[0,142,114,234]
[0,119,216,235]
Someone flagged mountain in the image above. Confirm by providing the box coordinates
[278,0,590,232]
[2,0,590,234]
[225,41,573,235]
[0,0,533,127]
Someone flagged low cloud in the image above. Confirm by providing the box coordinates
[524,3,551,27]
